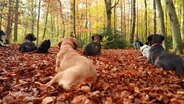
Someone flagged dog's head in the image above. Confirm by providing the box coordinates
[0,30,5,37]
[92,34,103,43]
[58,37,78,50]
[41,39,51,48]
[25,33,36,41]
[147,34,164,46]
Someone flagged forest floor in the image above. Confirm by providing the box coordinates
[0,44,184,104]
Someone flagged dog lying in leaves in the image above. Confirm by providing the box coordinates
[0,30,8,47]
[83,34,103,56]
[147,34,184,75]
[140,42,150,58]
[37,39,51,53]
[46,37,97,90]
[19,33,37,52]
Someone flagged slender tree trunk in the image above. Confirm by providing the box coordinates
[31,0,35,33]
[57,0,65,37]
[181,0,184,42]
[51,14,54,37]
[165,7,168,37]
[155,0,167,50]
[144,0,148,39]
[104,0,112,35]
[96,0,99,32]
[120,0,123,36]
[85,0,88,37]
[5,0,13,44]
[130,0,136,44]
[165,0,183,54]
[136,2,138,35]
[0,4,5,30]
[36,0,41,45]
[73,0,76,36]
[104,0,119,36]
[123,0,126,37]
[113,6,116,35]
[14,0,19,42]
[56,16,60,37]
[42,3,49,39]
[70,0,76,37]
[153,0,157,34]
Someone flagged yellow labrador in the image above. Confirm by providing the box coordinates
[46,37,97,90]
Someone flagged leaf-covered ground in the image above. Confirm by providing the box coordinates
[0,44,184,104]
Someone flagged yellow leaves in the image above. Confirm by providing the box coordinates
[177,90,184,95]
[41,96,56,104]
[80,86,91,93]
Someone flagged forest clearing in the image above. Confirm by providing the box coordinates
[0,45,184,103]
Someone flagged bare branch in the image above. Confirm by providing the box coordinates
[111,0,120,9]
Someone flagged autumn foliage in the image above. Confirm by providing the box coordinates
[0,45,184,104]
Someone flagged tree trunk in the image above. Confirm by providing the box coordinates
[120,0,123,36]
[136,2,138,35]
[57,0,65,38]
[144,0,148,40]
[155,0,167,50]
[14,0,19,42]
[181,0,184,42]
[51,14,54,37]
[36,0,41,45]
[130,0,136,44]
[113,6,116,35]
[165,0,183,54]
[153,0,157,34]
[70,0,76,37]
[31,0,35,33]
[42,3,49,39]
[0,2,6,30]
[85,0,88,37]
[104,0,119,36]
[104,0,112,35]
[123,0,126,37]
[5,0,13,44]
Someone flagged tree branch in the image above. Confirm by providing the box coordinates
[111,0,120,9]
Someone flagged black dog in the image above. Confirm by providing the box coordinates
[19,33,37,52]
[37,39,51,53]
[0,30,8,47]
[148,34,184,75]
[83,34,103,56]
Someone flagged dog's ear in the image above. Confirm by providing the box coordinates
[48,39,51,43]
[145,42,149,45]
[99,35,103,41]
[139,41,143,46]
[58,39,63,48]
[72,38,78,50]
[92,36,95,41]
[92,34,103,41]
[147,35,153,42]
[159,35,165,41]
[58,41,62,47]
[0,30,5,36]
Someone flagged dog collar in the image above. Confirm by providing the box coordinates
[24,39,31,43]
[151,43,161,47]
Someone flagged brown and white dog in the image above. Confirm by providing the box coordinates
[46,37,97,90]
